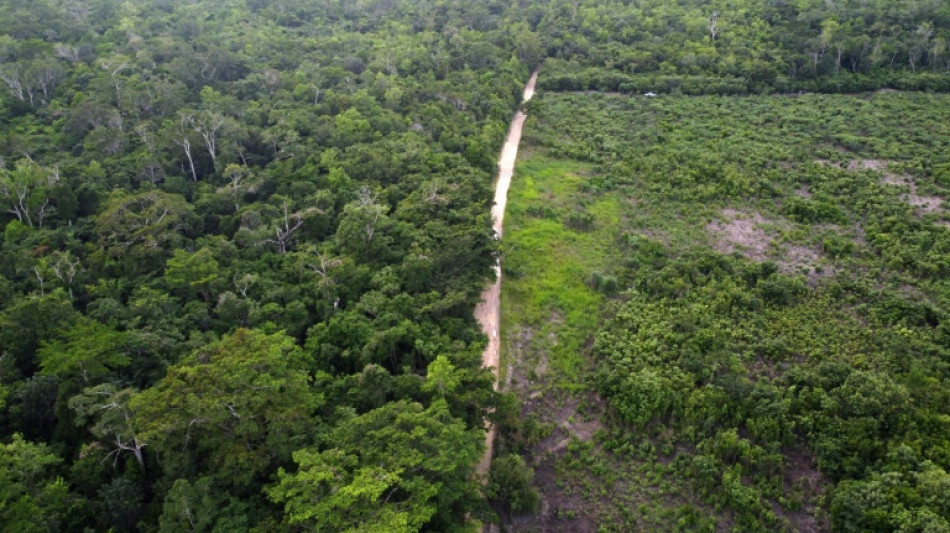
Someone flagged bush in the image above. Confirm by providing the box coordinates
[487,454,541,514]
[565,210,595,231]
[588,271,618,294]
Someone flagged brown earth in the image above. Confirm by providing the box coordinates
[475,65,540,481]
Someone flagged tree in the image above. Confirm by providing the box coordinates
[93,190,193,264]
[335,189,391,262]
[221,163,252,211]
[0,434,72,533]
[0,159,58,228]
[69,384,147,471]
[708,11,720,41]
[163,112,201,182]
[300,245,343,304]
[38,319,129,387]
[130,329,321,486]
[268,400,482,532]
[191,111,227,170]
[158,477,250,533]
[0,289,77,380]
[257,199,309,254]
[423,355,461,400]
[487,454,540,514]
[163,248,222,302]
[38,250,82,300]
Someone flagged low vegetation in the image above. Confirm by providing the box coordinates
[496,91,950,531]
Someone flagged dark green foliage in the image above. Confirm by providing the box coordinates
[488,454,542,514]
[0,0,526,529]
[536,0,950,95]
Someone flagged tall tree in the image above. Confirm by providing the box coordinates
[268,399,482,532]
[130,329,321,487]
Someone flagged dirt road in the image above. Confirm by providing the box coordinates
[475,66,540,479]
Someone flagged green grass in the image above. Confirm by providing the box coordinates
[500,154,622,382]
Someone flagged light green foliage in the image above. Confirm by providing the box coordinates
[424,354,461,399]
[130,329,321,486]
[268,400,481,532]
[0,434,71,533]
[164,248,222,301]
[502,156,623,380]
[38,318,128,386]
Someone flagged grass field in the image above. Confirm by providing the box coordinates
[500,153,622,382]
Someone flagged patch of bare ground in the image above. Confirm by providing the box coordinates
[776,446,829,533]
[504,325,535,392]
[707,209,828,279]
[881,173,911,186]
[494,313,635,533]
[847,159,887,171]
[707,209,771,261]
[537,396,606,455]
[501,384,610,533]
[517,453,600,533]
[814,158,892,172]
[496,321,743,532]
[813,158,950,216]
[905,193,946,214]
[878,172,948,216]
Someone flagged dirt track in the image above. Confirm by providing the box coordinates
[475,66,539,479]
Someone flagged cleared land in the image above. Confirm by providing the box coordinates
[493,92,950,532]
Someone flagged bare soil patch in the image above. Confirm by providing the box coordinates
[905,193,946,214]
[881,173,911,186]
[813,158,949,216]
[707,209,770,262]
[707,209,826,277]
[878,172,948,215]
[846,159,887,171]
[778,447,829,533]
[783,243,822,272]
[509,453,600,533]
[500,384,610,532]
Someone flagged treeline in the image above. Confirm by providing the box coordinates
[535,0,950,94]
[540,68,950,96]
[0,0,533,530]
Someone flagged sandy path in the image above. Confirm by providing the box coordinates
[475,66,539,479]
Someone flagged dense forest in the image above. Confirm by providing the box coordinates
[539,0,950,94]
[1,0,949,531]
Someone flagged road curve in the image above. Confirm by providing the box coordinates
[475,65,540,480]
